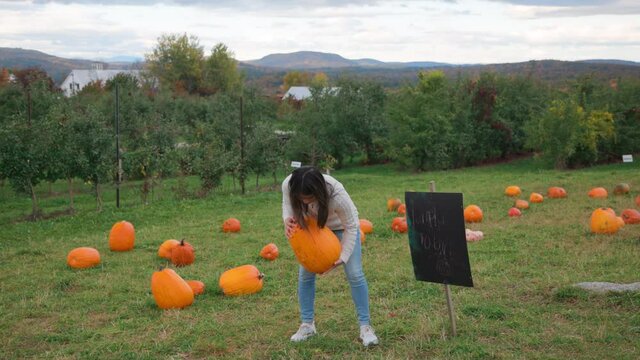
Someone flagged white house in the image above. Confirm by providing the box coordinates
[60,69,143,97]
[281,86,340,101]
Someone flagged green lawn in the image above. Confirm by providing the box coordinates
[1,158,639,359]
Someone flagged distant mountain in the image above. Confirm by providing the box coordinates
[579,59,640,66]
[244,50,454,69]
[0,47,136,84]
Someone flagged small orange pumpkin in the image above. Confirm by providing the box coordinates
[635,195,640,207]
[67,247,101,269]
[505,186,521,197]
[590,207,620,234]
[219,265,264,296]
[529,192,544,203]
[548,187,567,199]
[170,240,195,267]
[464,205,483,223]
[359,219,374,234]
[588,187,608,199]
[397,204,406,215]
[158,239,180,259]
[360,229,366,244]
[259,243,279,261]
[515,199,529,210]
[387,198,402,212]
[151,268,194,309]
[222,218,241,233]
[109,220,135,251]
[613,183,630,195]
[391,217,408,233]
[508,207,521,217]
[186,280,205,295]
[621,209,640,224]
[288,218,341,274]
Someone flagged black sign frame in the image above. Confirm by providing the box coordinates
[405,191,474,287]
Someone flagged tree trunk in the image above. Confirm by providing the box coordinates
[95,182,103,212]
[67,177,75,211]
[256,173,259,189]
[28,179,42,220]
[272,170,277,186]
[142,177,150,205]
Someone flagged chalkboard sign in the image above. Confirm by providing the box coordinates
[405,192,473,287]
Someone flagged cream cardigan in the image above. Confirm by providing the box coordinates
[282,173,359,263]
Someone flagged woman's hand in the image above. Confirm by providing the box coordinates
[284,217,298,239]
[320,259,344,276]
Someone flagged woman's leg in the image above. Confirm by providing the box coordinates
[298,264,316,324]
[339,231,371,326]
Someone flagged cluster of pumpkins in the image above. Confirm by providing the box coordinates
[459,183,640,235]
[66,216,367,310]
[66,218,283,310]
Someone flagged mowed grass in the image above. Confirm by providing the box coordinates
[0,158,639,359]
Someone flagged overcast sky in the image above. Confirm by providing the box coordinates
[1,0,639,64]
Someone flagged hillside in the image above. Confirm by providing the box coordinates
[0,47,135,84]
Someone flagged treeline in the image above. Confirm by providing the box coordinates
[1,34,639,219]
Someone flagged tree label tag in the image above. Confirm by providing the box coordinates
[290,161,302,168]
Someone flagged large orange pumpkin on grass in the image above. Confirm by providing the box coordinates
[158,239,180,259]
[67,247,101,269]
[548,187,567,199]
[359,219,374,234]
[464,205,483,223]
[259,243,279,261]
[590,208,620,234]
[621,209,640,224]
[288,218,341,274]
[529,192,544,203]
[588,187,608,199]
[222,218,241,233]
[186,280,205,295]
[505,186,521,197]
[219,265,264,296]
[170,240,195,267]
[151,268,194,309]
[387,198,402,212]
[109,220,135,251]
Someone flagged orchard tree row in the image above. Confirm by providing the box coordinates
[1,33,639,220]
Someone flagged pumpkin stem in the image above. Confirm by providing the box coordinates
[258,273,265,280]
[180,239,185,246]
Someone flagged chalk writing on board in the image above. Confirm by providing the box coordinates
[405,191,473,287]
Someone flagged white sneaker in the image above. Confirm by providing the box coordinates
[290,322,317,342]
[360,325,379,346]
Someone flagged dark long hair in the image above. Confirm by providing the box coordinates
[288,166,333,229]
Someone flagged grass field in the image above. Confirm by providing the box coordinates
[1,158,639,359]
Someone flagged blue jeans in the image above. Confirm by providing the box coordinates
[297,230,371,326]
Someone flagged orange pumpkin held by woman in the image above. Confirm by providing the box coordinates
[588,187,608,199]
[288,218,341,274]
[259,243,279,261]
[158,239,180,259]
[359,219,374,234]
[67,247,101,269]
[222,218,241,233]
[170,240,195,267]
[505,186,522,197]
[219,265,265,296]
[109,220,135,251]
[464,205,483,223]
[151,268,194,309]
[547,187,567,199]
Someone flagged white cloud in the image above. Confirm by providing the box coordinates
[0,0,638,63]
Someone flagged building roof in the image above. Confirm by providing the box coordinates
[281,86,341,101]
[60,69,143,96]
